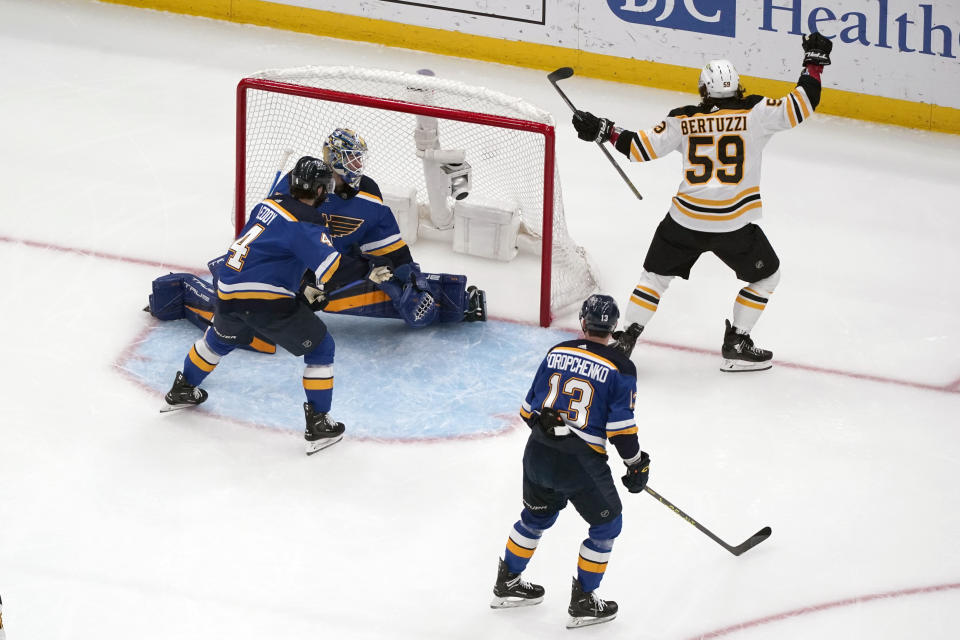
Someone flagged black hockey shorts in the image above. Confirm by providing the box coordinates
[521,437,622,526]
[213,302,328,357]
[643,214,780,282]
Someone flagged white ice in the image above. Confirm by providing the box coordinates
[1,1,959,638]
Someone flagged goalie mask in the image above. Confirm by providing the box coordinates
[323,128,368,190]
[579,294,620,334]
[698,59,744,100]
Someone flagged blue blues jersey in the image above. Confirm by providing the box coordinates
[217,194,362,312]
[521,339,639,457]
[274,173,413,266]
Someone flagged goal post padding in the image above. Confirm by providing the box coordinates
[235,66,598,327]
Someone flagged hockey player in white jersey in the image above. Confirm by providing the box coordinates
[572,33,833,371]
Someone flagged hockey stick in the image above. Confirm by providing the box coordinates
[267,148,296,196]
[547,67,643,200]
[644,485,772,556]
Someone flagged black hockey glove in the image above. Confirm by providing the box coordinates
[297,269,327,310]
[621,451,651,493]
[537,407,570,438]
[572,110,614,143]
[802,32,832,66]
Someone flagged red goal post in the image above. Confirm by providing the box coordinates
[235,66,598,327]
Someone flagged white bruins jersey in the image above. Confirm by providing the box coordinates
[615,73,821,233]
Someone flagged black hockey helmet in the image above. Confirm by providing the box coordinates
[579,294,620,334]
[290,156,335,199]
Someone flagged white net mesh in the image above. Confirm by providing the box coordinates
[239,65,597,316]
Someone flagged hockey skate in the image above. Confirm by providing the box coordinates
[721,319,773,372]
[304,402,344,455]
[611,323,643,357]
[566,577,618,628]
[490,558,544,609]
[463,286,487,322]
[160,371,208,412]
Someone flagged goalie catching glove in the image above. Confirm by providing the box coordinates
[802,31,832,66]
[621,451,650,493]
[572,110,615,144]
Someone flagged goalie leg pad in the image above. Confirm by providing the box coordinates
[148,272,276,354]
[147,272,218,333]
[147,273,188,321]
[322,280,402,319]
[432,273,467,323]
[148,273,216,324]
[413,273,484,324]
[318,272,482,327]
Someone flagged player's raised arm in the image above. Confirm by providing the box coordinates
[757,32,832,133]
[572,107,682,165]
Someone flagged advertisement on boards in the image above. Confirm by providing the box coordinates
[283,0,959,107]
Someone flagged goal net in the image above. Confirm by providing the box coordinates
[236,66,598,326]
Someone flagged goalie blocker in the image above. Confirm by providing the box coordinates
[146,259,486,350]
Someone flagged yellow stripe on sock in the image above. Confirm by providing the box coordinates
[630,295,657,312]
[735,296,766,310]
[506,538,535,559]
[188,346,216,372]
[577,557,607,574]
[303,378,334,391]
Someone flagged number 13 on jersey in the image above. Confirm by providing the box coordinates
[544,373,594,429]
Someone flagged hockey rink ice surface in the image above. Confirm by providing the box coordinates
[2,1,959,638]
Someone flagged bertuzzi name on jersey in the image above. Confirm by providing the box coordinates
[679,114,747,135]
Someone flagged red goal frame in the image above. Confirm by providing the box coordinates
[236,77,558,327]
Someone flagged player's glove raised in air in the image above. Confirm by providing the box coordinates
[802,32,832,66]
[621,451,651,493]
[572,110,614,144]
[367,265,394,284]
[538,407,570,438]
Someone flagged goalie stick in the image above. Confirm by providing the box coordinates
[267,148,296,196]
[547,67,643,201]
[644,485,772,557]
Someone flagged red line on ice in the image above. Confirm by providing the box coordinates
[6,234,959,396]
[689,581,960,639]
[639,337,960,395]
[0,234,202,274]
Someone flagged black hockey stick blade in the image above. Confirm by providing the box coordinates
[730,526,773,556]
[547,67,577,112]
[547,66,574,83]
[645,485,771,557]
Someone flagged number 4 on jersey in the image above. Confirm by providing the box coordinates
[226,224,265,271]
